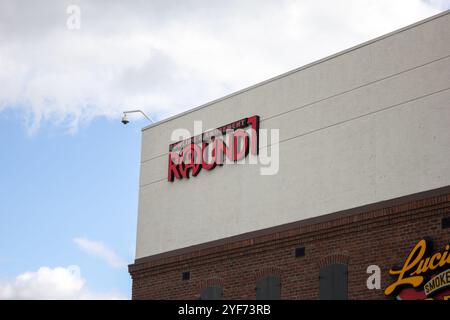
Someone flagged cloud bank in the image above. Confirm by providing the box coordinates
[0,266,125,299]
[0,0,446,132]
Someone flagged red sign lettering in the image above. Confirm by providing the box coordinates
[167,116,259,182]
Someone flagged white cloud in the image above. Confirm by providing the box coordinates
[74,237,127,269]
[0,0,446,133]
[0,266,126,300]
[423,0,450,9]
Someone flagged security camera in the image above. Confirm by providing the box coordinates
[121,109,153,125]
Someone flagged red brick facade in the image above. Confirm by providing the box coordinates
[129,186,450,300]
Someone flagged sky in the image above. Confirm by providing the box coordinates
[0,0,449,299]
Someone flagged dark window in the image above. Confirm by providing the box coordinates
[256,275,281,300]
[182,271,190,281]
[442,217,450,229]
[295,247,305,258]
[319,263,348,300]
[200,286,223,300]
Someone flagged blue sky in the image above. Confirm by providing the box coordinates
[0,108,144,298]
[0,0,448,299]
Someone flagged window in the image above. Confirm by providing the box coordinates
[256,275,281,300]
[319,263,348,300]
[200,286,223,300]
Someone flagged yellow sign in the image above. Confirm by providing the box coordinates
[384,239,450,296]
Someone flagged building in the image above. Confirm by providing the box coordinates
[128,11,450,300]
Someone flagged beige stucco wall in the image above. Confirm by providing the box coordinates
[135,11,450,259]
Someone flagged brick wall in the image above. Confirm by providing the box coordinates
[129,187,450,299]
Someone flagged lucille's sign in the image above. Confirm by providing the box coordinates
[168,116,259,182]
[384,239,450,300]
